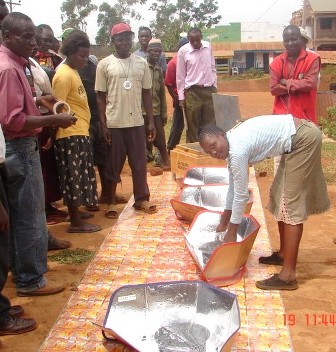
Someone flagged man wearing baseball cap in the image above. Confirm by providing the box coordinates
[95,23,157,218]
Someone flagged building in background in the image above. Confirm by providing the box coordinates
[291,0,336,51]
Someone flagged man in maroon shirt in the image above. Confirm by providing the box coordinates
[165,37,189,153]
[0,12,76,298]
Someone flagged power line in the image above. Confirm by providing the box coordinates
[244,0,281,30]
[5,0,21,12]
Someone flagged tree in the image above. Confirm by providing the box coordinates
[61,0,98,32]
[114,0,148,21]
[150,0,222,51]
[95,2,122,45]
[95,0,147,45]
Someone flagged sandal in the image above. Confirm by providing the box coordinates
[67,223,102,233]
[105,204,118,219]
[259,251,283,266]
[65,211,94,222]
[133,200,157,214]
[255,274,298,291]
[150,167,163,176]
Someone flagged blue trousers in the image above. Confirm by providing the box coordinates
[0,175,10,323]
[4,137,47,291]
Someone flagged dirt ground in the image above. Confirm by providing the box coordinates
[1,81,335,352]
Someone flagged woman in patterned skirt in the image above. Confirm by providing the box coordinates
[52,30,101,233]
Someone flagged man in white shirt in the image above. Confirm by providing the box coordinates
[176,27,217,142]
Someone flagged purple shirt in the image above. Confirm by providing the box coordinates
[176,41,217,100]
[0,45,41,140]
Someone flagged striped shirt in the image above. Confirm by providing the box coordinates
[226,114,296,224]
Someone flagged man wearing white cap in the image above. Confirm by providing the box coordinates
[95,23,157,219]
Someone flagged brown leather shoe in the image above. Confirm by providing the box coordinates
[17,282,65,297]
[8,305,24,317]
[0,316,37,335]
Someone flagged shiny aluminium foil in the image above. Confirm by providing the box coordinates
[170,185,253,223]
[183,167,229,186]
[101,281,240,352]
[185,212,260,286]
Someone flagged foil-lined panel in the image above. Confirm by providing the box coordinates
[103,281,240,352]
[186,212,259,269]
[180,185,252,212]
[184,167,229,186]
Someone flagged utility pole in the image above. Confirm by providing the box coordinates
[302,0,307,28]
[5,0,21,12]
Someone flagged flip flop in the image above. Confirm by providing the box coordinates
[46,216,60,225]
[67,224,102,233]
[150,167,163,176]
[105,204,118,219]
[133,200,157,214]
[255,274,298,290]
[65,211,94,222]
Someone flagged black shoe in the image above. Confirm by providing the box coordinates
[259,251,284,266]
[8,305,24,317]
[0,316,37,335]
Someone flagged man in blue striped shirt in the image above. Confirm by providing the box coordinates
[199,114,330,290]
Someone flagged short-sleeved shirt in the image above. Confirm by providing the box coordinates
[52,63,90,139]
[95,53,152,128]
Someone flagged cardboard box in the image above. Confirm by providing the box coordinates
[171,142,226,177]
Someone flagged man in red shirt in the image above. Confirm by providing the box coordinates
[165,37,188,153]
[270,25,320,124]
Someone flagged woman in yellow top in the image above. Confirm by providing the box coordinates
[52,30,101,233]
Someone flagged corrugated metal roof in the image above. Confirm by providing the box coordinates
[213,50,235,57]
[308,0,336,12]
[317,51,336,64]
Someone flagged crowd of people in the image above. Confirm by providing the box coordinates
[0,3,216,336]
[0,1,331,341]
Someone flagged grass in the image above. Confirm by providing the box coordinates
[321,142,336,183]
[48,248,95,265]
[254,142,336,184]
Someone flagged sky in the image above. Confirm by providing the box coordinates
[12,0,304,43]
